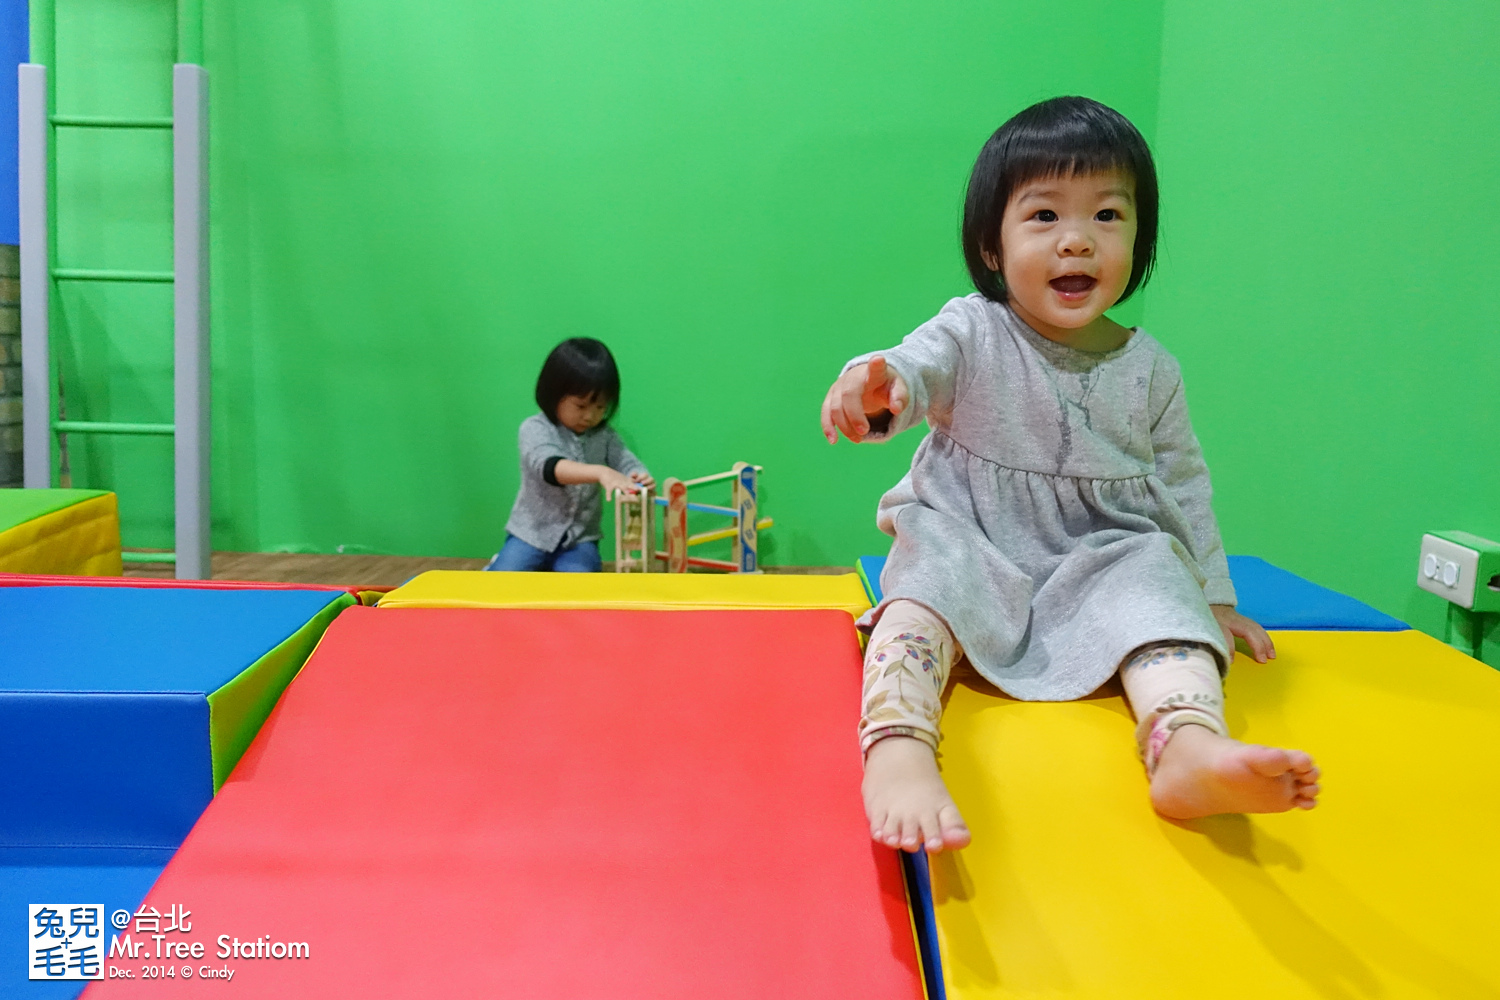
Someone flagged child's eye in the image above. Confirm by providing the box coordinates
[1096,209,1118,222]
[1033,209,1057,223]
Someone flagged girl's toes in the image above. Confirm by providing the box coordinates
[917,812,945,852]
[885,818,907,847]
[1244,745,1294,777]
[1287,752,1316,774]
[1293,781,1320,805]
[898,816,923,852]
[937,804,971,849]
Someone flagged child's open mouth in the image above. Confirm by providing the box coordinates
[1049,274,1097,296]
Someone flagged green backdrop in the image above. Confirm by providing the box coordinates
[1143,1,1500,660]
[49,0,1498,662]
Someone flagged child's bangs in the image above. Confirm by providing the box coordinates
[1003,143,1137,194]
[560,383,619,420]
[564,384,614,404]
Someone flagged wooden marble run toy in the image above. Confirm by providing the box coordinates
[614,462,773,573]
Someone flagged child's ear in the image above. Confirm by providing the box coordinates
[980,248,1000,272]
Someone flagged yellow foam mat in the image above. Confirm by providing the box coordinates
[377,570,872,617]
[932,629,1500,1000]
[0,492,122,576]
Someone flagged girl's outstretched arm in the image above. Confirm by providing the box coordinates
[822,357,908,443]
[821,298,975,444]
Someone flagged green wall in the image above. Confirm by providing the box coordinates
[49,2,1499,662]
[56,0,1163,566]
[1144,1,1500,663]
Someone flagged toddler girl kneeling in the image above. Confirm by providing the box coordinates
[490,338,654,572]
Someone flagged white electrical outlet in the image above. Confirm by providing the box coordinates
[1417,533,1480,609]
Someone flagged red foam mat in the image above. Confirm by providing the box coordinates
[86,606,922,998]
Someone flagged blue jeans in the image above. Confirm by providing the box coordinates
[485,534,602,573]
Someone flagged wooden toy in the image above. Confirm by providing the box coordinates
[613,463,773,573]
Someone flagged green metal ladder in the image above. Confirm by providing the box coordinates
[19,0,211,578]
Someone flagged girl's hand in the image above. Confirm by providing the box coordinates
[1211,605,1276,663]
[598,468,641,498]
[629,470,656,491]
[821,356,910,444]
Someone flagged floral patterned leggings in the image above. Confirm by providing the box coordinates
[860,600,1228,773]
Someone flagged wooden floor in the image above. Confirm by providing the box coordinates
[122,551,853,588]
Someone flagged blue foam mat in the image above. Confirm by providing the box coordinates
[3,848,170,998]
[857,554,1407,631]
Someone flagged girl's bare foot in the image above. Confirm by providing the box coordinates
[1151,724,1321,819]
[862,736,971,853]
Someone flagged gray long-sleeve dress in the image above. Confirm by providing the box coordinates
[850,294,1236,702]
[504,413,649,552]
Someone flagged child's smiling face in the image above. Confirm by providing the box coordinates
[556,393,610,434]
[988,168,1137,346]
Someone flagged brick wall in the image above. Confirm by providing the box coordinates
[0,245,19,487]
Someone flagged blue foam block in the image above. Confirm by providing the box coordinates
[0,695,211,850]
[2,848,169,999]
[1225,555,1407,631]
[856,555,886,605]
[0,586,345,852]
[900,851,945,1000]
[0,586,344,691]
[855,554,1407,631]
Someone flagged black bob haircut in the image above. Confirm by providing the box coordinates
[961,96,1159,305]
[535,337,621,426]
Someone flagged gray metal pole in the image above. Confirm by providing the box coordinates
[18,64,50,489]
[173,64,210,579]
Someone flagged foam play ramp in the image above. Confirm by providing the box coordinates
[929,629,1500,1000]
[84,605,923,998]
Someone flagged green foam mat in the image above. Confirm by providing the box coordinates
[0,488,112,533]
[207,592,357,790]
